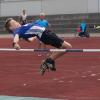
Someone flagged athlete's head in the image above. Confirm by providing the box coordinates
[22,9,26,15]
[5,18,21,33]
[39,13,46,20]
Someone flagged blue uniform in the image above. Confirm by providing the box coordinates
[80,22,86,32]
[13,23,45,40]
[35,19,49,28]
[12,22,64,48]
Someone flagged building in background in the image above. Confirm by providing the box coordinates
[0,0,100,16]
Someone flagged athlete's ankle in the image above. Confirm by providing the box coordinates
[45,58,56,71]
[45,58,55,64]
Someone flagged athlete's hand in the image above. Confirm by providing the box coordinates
[13,43,21,50]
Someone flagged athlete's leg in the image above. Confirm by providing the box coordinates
[40,30,72,75]
[40,41,72,75]
[49,41,72,60]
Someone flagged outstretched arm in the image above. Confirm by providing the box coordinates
[13,34,20,50]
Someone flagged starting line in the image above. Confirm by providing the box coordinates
[0,48,100,52]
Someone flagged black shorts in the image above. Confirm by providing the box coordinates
[40,30,64,48]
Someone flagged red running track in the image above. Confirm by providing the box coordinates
[0,37,100,100]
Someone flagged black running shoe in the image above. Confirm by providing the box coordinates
[40,60,49,76]
[40,58,56,75]
[45,58,56,71]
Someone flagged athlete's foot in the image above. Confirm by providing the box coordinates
[40,60,49,75]
[40,58,56,75]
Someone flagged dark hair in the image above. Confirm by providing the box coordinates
[5,18,13,33]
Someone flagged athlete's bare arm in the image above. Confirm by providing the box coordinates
[13,34,37,49]
[13,34,20,50]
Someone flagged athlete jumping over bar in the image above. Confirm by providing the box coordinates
[5,18,72,75]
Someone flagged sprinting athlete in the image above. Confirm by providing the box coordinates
[5,18,72,75]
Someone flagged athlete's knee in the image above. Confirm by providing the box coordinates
[61,41,72,49]
[68,43,72,49]
[28,37,37,42]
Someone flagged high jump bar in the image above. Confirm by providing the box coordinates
[0,48,100,52]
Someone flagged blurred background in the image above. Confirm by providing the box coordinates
[0,0,100,35]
